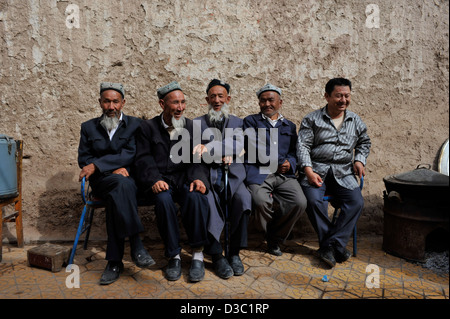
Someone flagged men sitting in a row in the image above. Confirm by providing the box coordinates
[77,78,370,285]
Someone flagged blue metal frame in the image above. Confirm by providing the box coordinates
[68,177,104,265]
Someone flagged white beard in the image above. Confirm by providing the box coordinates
[100,114,120,132]
[208,103,229,123]
[172,115,186,130]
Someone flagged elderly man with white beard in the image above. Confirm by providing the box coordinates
[193,79,252,279]
[78,82,155,285]
[134,81,210,282]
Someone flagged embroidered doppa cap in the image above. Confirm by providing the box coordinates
[157,81,183,99]
[100,82,125,98]
[256,83,282,98]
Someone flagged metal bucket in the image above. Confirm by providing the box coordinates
[0,134,18,199]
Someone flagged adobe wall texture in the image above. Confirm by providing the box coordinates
[1,0,448,243]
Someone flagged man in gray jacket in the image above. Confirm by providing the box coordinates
[193,79,251,279]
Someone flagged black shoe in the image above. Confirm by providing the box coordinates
[165,258,181,281]
[213,256,234,279]
[189,259,205,282]
[228,255,244,276]
[131,248,156,268]
[334,247,352,263]
[99,261,124,285]
[318,247,336,268]
[267,240,282,256]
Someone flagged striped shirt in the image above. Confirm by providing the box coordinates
[297,106,371,190]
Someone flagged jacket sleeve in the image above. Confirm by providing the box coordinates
[78,123,96,169]
[296,116,314,170]
[186,121,211,190]
[243,115,258,165]
[285,122,298,174]
[354,116,371,165]
[134,122,164,189]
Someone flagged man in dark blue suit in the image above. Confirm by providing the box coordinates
[134,81,210,283]
[193,79,252,279]
[78,82,154,285]
[244,84,307,256]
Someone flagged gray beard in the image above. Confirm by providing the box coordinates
[100,114,120,132]
[172,116,186,130]
[208,103,229,123]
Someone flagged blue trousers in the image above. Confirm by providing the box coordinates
[301,172,363,252]
[150,184,209,258]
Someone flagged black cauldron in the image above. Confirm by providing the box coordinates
[383,165,449,204]
[382,165,449,261]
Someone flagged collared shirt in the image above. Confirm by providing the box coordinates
[160,113,170,129]
[261,112,285,127]
[105,112,123,140]
[297,106,371,190]
[160,113,178,138]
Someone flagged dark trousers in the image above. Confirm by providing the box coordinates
[90,174,144,261]
[150,184,209,258]
[206,209,250,256]
[301,172,363,252]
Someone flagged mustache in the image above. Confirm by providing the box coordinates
[103,109,120,117]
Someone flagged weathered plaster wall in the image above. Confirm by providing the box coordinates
[1,0,448,242]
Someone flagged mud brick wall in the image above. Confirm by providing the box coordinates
[1,0,448,242]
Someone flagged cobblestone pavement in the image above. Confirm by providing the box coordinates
[1,235,448,303]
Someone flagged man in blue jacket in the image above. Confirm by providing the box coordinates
[244,84,307,256]
[193,79,252,279]
[78,82,154,285]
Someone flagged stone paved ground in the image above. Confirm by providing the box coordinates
[1,234,448,303]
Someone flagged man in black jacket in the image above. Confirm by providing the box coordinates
[78,82,154,285]
[134,81,210,282]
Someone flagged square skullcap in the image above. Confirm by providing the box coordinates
[206,79,230,94]
[256,83,282,98]
[100,82,125,98]
[157,81,183,99]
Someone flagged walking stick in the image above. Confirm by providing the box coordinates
[223,164,230,259]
